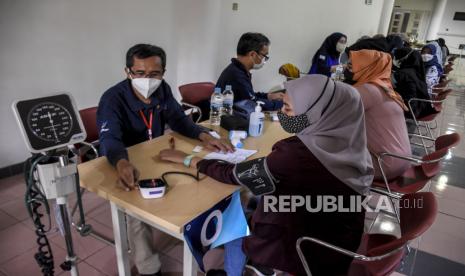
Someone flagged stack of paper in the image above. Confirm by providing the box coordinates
[204,148,257,164]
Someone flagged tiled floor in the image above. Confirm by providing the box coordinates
[1,59,465,275]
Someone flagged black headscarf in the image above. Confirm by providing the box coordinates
[437,38,450,57]
[394,47,426,80]
[393,47,435,118]
[311,32,347,64]
[347,37,389,53]
[386,34,404,52]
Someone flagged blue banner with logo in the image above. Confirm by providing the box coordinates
[183,190,250,272]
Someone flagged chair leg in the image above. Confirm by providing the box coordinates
[412,117,428,155]
[377,158,401,224]
[70,188,115,246]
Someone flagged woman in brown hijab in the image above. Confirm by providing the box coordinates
[160,75,373,275]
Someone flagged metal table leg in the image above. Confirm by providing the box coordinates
[183,239,198,276]
[111,202,130,276]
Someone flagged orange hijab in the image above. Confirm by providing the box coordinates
[350,49,408,111]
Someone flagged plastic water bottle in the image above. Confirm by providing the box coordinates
[249,101,265,137]
[333,65,344,81]
[222,85,234,115]
[210,87,223,125]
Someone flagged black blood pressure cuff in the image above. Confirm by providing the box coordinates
[233,157,276,196]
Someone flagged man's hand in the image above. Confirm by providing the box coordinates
[267,92,284,101]
[199,132,234,153]
[159,149,188,164]
[116,159,140,191]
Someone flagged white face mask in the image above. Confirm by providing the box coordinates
[422,54,434,63]
[131,78,162,98]
[253,54,266,70]
[336,42,346,53]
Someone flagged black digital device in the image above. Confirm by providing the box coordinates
[12,93,86,153]
[139,178,166,188]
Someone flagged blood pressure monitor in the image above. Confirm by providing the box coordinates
[12,93,87,153]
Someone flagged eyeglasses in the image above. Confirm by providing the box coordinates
[127,69,164,79]
[256,51,270,61]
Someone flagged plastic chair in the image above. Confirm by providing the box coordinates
[70,106,114,246]
[178,82,215,122]
[408,88,452,153]
[372,132,460,199]
[75,107,99,161]
[296,192,438,276]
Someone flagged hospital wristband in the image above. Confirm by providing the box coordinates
[183,154,195,168]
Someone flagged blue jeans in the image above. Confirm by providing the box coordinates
[224,237,246,276]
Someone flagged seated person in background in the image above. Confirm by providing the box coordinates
[386,34,405,54]
[97,43,233,276]
[437,38,449,65]
[268,63,302,93]
[279,63,301,80]
[372,33,386,39]
[429,41,444,69]
[160,75,374,276]
[421,44,443,95]
[216,32,284,111]
[345,49,411,180]
[392,47,436,119]
[347,36,390,53]
[308,32,347,76]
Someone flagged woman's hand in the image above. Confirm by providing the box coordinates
[159,149,188,164]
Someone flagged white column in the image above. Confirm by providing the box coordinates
[426,0,448,40]
[378,0,395,35]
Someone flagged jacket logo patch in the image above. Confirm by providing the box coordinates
[100,121,109,133]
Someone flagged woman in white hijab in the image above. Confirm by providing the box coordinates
[159,75,374,276]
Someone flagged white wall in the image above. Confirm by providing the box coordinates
[0,0,386,168]
[0,0,180,167]
[438,0,465,53]
[214,0,385,93]
[392,0,465,53]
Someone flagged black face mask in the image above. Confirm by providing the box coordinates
[278,77,333,134]
[343,69,356,85]
[277,110,310,133]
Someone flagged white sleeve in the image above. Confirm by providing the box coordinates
[425,66,439,93]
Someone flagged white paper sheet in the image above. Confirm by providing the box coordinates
[203,148,257,164]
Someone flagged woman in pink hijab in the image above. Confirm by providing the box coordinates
[160,75,374,275]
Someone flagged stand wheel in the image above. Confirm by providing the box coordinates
[79,224,92,236]
[60,261,72,271]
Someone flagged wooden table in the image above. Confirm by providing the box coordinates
[77,121,289,275]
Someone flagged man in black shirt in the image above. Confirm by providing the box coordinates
[216,32,284,111]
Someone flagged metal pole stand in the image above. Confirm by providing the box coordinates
[56,196,78,276]
[36,154,80,276]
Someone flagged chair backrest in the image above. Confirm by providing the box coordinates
[421,132,460,177]
[178,82,215,105]
[79,107,99,143]
[350,192,437,276]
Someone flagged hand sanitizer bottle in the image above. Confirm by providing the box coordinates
[249,101,265,137]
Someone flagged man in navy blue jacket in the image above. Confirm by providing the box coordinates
[216,32,284,111]
[97,44,232,276]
